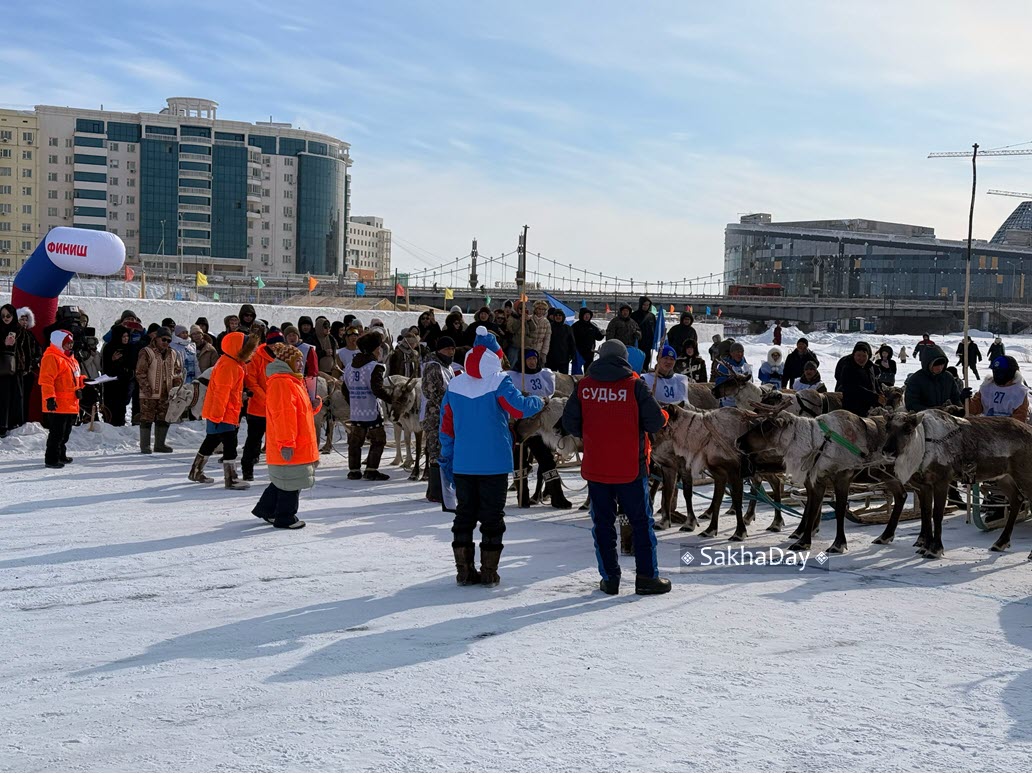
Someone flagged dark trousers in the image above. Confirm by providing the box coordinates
[199,427,239,461]
[347,421,386,471]
[254,482,300,527]
[962,362,980,380]
[452,473,508,546]
[44,413,74,464]
[241,415,267,474]
[105,379,130,427]
[588,477,658,580]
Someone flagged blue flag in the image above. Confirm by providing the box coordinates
[653,307,666,351]
[544,291,577,325]
[356,282,366,297]
[706,306,712,316]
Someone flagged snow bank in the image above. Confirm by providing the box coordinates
[0,419,208,457]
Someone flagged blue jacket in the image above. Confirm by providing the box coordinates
[439,327,543,482]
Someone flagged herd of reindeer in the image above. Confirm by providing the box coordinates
[166,359,1032,562]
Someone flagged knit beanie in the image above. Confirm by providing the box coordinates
[598,339,628,360]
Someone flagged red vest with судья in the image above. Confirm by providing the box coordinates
[577,374,642,484]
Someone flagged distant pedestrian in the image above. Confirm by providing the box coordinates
[772,320,782,346]
[38,330,84,469]
[987,336,1005,361]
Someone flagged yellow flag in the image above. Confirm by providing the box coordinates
[444,287,454,300]
[196,271,208,287]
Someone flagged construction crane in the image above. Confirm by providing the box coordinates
[987,189,1032,199]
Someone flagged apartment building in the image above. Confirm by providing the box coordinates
[0,97,353,278]
[348,215,392,280]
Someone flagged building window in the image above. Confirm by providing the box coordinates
[283,222,292,232]
[49,137,58,147]
[109,158,119,168]
[127,160,136,172]
[22,204,31,215]
[21,224,31,233]
[1,185,13,195]
[108,142,119,152]
[21,169,31,178]
[282,238,292,249]
[64,173,72,183]
[283,255,290,264]
[21,186,31,196]
[126,195,135,204]
[75,119,104,134]
[126,229,136,238]
[64,208,71,217]
[283,206,293,217]
[0,149,10,159]
[0,204,10,214]
[283,174,293,184]
[0,131,10,141]
[109,211,118,220]
[21,240,32,251]
[284,189,293,199]
[47,172,57,182]
[22,150,32,160]
[47,207,58,217]
[21,132,33,144]
[0,168,10,177]
[65,139,72,148]
[127,178,135,187]
[109,177,119,186]
[126,212,135,221]
[0,241,10,251]
[261,221,270,230]
[284,157,294,167]
[65,191,73,200]
[65,155,73,164]
[48,155,57,164]
[262,205,270,213]
[262,188,270,197]
[0,223,11,232]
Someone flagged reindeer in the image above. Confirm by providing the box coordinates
[513,397,582,504]
[382,375,424,480]
[739,409,907,555]
[882,410,1032,557]
[315,376,350,454]
[166,367,213,423]
[760,386,904,417]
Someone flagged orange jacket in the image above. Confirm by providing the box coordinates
[39,344,84,415]
[265,364,319,465]
[244,344,275,417]
[202,332,249,425]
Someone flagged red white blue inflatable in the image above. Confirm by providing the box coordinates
[12,227,125,343]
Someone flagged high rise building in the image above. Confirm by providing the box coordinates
[348,215,391,280]
[0,97,352,277]
[0,109,40,272]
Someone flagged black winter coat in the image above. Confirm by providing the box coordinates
[667,323,698,356]
[904,344,963,412]
[782,349,819,388]
[572,318,604,362]
[835,355,882,417]
[545,320,576,372]
[630,299,655,351]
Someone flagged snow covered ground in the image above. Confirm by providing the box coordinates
[3,329,1032,771]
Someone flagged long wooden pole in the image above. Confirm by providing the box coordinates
[517,225,529,507]
[963,143,978,408]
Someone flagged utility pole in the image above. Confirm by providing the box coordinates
[962,143,978,408]
[469,237,479,290]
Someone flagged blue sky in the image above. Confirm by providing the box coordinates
[5,0,1032,282]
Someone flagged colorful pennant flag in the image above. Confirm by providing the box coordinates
[212,292,220,301]
[196,271,208,287]
[717,307,723,318]
[308,276,319,292]
[395,283,405,297]
[669,304,675,314]
[124,265,135,282]
[444,287,454,300]
[356,282,366,297]
[485,295,491,305]
[688,305,693,313]
[255,275,266,289]
[605,303,611,313]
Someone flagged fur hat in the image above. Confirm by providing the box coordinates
[357,331,383,354]
[598,339,628,360]
[270,342,304,374]
[16,306,35,329]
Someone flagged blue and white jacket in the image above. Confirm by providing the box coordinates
[440,326,544,482]
[714,355,753,408]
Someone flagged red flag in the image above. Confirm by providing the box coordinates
[124,265,135,282]
[605,303,611,313]
[717,307,723,318]
[687,305,693,313]
[395,283,404,297]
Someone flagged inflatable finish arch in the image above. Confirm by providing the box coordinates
[12,227,126,343]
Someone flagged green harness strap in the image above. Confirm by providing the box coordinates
[817,419,865,457]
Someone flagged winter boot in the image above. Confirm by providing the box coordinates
[188,454,214,484]
[139,421,153,454]
[153,422,173,453]
[620,518,634,556]
[452,542,481,586]
[363,469,390,481]
[273,517,306,530]
[543,469,573,509]
[599,577,620,595]
[426,463,443,503]
[635,575,672,596]
[223,462,250,490]
[479,544,503,587]
[347,470,363,480]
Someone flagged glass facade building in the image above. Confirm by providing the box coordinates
[296,153,346,276]
[724,215,1032,302]
[211,144,247,260]
[140,138,179,256]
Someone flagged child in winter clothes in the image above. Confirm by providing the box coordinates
[714,342,752,407]
[190,331,259,488]
[342,331,393,481]
[792,361,827,392]
[758,348,784,387]
[674,340,708,383]
[874,344,897,387]
[251,343,320,529]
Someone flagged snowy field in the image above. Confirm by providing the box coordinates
[3,328,1032,771]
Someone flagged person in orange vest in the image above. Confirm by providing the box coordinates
[189,331,259,488]
[251,343,320,529]
[561,339,671,596]
[38,329,85,469]
[240,328,280,480]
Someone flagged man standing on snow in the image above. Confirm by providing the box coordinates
[630,296,656,371]
[135,327,183,454]
[562,339,670,596]
[439,327,544,587]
